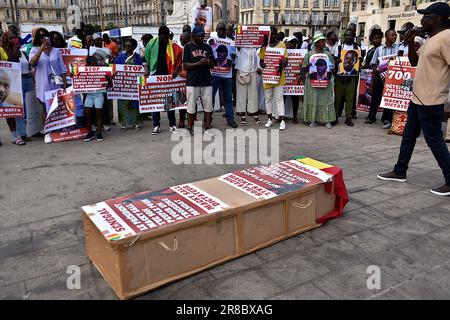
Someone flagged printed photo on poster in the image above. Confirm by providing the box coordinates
[59,48,88,84]
[262,47,285,85]
[377,54,397,79]
[357,69,373,112]
[309,54,333,88]
[380,57,416,112]
[192,5,213,34]
[235,25,271,48]
[284,49,307,95]
[44,87,79,133]
[0,61,24,118]
[338,49,360,76]
[207,37,236,77]
[139,75,187,113]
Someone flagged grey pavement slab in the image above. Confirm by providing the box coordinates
[1,112,449,300]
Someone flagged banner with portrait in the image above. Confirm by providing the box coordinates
[59,48,88,84]
[0,61,24,118]
[309,54,333,88]
[208,37,236,77]
[192,6,213,36]
[284,49,307,95]
[338,49,361,76]
[44,86,81,133]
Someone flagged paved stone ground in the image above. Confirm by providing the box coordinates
[1,111,450,300]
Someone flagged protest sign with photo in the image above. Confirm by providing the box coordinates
[59,48,88,84]
[139,75,187,113]
[235,25,271,48]
[107,64,145,100]
[338,49,361,76]
[0,61,24,118]
[44,87,80,133]
[380,57,416,112]
[284,49,307,95]
[192,6,213,35]
[357,69,374,112]
[72,66,112,94]
[262,47,286,85]
[208,37,236,77]
[377,54,397,80]
[309,54,333,88]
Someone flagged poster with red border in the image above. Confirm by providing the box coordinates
[0,61,24,118]
[235,25,271,48]
[44,87,78,133]
[309,53,333,88]
[107,64,145,100]
[139,75,187,113]
[284,49,307,95]
[82,183,229,241]
[72,66,112,94]
[380,57,416,112]
[262,47,285,85]
[59,48,88,84]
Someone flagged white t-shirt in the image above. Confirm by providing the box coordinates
[326,43,338,57]
[20,49,31,75]
[235,48,258,73]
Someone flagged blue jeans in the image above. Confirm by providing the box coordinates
[15,76,34,137]
[212,76,234,122]
[394,102,450,186]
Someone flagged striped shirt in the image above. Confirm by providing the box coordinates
[370,43,399,66]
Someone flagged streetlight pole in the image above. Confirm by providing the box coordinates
[222,0,228,23]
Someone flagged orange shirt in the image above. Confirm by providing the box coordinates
[103,41,119,57]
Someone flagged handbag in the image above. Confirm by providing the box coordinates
[238,72,251,85]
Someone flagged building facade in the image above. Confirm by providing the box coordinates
[349,0,444,44]
[0,0,77,27]
[240,0,343,38]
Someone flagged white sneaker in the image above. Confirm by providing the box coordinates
[204,129,215,136]
[44,133,52,144]
[382,121,391,129]
[309,122,317,127]
[103,125,111,131]
[135,124,143,130]
[265,119,273,128]
[152,126,160,135]
[279,120,286,130]
[169,126,179,133]
[326,122,332,129]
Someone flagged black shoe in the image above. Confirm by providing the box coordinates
[377,171,407,182]
[228,120,238,128]
[188,127,194,136]
[331,120,338,126]
[96,134,104,142]
[430,185,450,196]
[345,118,354,127]
[84,132,95,142]
[352,115,357,120]
[240,117,246,125]
[365,119,376,124]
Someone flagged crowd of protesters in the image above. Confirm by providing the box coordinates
[0,2,449,147]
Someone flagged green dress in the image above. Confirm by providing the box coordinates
[302,49,336,124]
[118,57,141,126]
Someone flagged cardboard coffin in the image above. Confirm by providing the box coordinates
[82,159,340,299]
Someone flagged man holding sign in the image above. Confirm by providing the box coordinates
[259,26,288,130]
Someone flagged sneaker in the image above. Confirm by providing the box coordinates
[309,122,317,127]
[279,120,286,130]
[292,117,298,124]
[430,185,450,196]
[255,116,262,125]
[44,133,52,144]
[352,115,357,120]
[204,128,215,136]
[103,125,111,132]
[377,171,407,182]
[96,134,104,142]
[365,119,376,124]
[345,118,354,127]
[227,120,238,128]
[326,122,332,129]
[84,132,95,142]
[188,127,194,136]
[241,117,246,125]
[152,126,160,135]
[382,121,391,129]
[169,126,179,133]
[120,125,127,132]
[135,124,143,130]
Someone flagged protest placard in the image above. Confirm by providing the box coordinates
[262,47,285,85]
[338,49,361,76]
[139,75,187,113]
[0,61,24,118]
[59,48,88,84]
[377,54,397,80]
[357,69,375,112]
[192,6,213,36]
[235,25,271,48]
[107,64,145,100]
[208,37,236,77]
[72,66,112,94]
[44,87,80,133]
[309,54,333,88]
[284,49,307,95]
[380,57,416,112]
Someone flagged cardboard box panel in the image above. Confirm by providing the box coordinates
[119,216,237,296]
[316,183,336,220]
[287,191,317,233]
[241,201,285,251]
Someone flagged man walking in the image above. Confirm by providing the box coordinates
[377,2,450,196]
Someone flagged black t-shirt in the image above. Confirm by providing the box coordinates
[155,42,169,75]
[183,41,213,87]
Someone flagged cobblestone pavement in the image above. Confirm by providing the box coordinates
[1,112,449,300]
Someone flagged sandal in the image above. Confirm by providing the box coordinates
[21,136,32,141]
[12,138,26,146]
